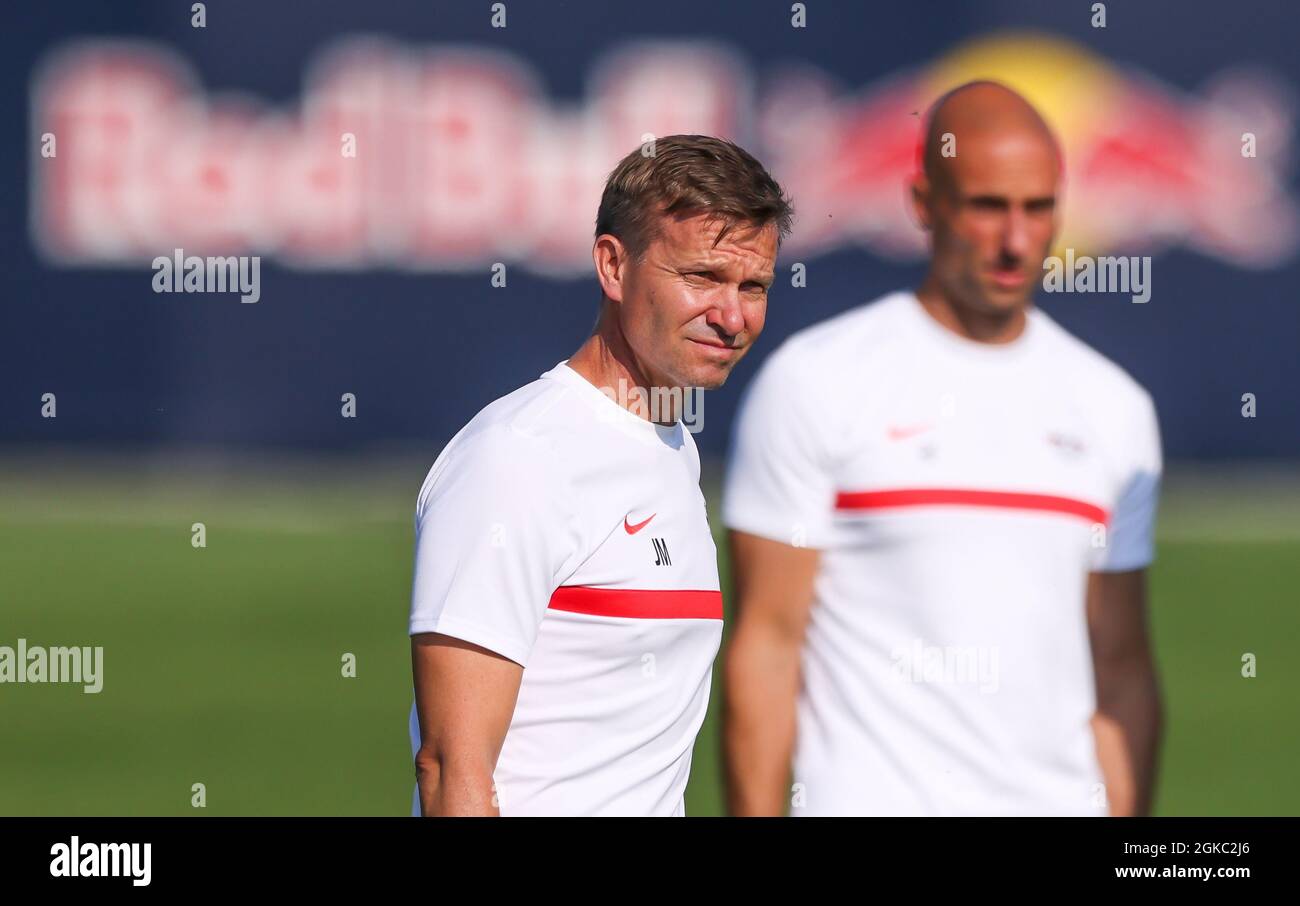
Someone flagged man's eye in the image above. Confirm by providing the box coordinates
[742,283,768,293]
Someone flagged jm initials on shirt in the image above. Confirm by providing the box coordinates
[651,537,671,566]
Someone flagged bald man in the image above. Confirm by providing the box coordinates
[723,82,1163,816]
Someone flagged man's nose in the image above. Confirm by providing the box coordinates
[1002,208,1032,260]
[706,288,746,338]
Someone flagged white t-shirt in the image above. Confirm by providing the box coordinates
[408,361,722,816]
[723,291,1161,816]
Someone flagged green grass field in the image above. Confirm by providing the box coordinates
[2,455,1298,815]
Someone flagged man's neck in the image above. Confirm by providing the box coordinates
[915,276,1028,345]
[566,308,681,425]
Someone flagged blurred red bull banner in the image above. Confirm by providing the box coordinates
[31,33,1297,272]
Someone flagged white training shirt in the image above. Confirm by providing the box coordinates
[723,291,1161,816]
[408,361,722,816]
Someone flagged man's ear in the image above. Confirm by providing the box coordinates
[908,174,933,232]
[592,234,628,303]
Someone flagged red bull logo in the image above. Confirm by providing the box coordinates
[30,32,1296,272]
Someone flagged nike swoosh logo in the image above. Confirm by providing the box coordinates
[624,513,656,534]
[886,424,932,441]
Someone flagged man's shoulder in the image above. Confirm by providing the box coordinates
[1032,309,1156,416]
[760,290,912,381]
[461,371,580,446]
[418,372,580,503]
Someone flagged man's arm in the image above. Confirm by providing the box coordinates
[411,633,524,817]
[1086,568,1162,816]
[724,530,820,816]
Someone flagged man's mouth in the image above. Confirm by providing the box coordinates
[989,266,1027,289]
[688,337,740,356]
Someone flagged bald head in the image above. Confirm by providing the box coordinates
[910,81,1063,321]
[922,81,1061,193]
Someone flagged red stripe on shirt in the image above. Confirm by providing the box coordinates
[834,488,1108,524]
[548,586,723,620]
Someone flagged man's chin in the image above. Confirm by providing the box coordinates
[685,358,739,390]
[976,285,1033,314]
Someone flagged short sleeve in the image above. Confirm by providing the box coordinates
[408,426,581,666]
[1093,392,1162,572]
[723,343,837,550]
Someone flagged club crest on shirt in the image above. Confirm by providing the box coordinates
[1046,431,1089,459]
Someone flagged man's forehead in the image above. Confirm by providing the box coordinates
[941,137,1060,194]
[658,213,777,255]
[942,129,1061,191]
